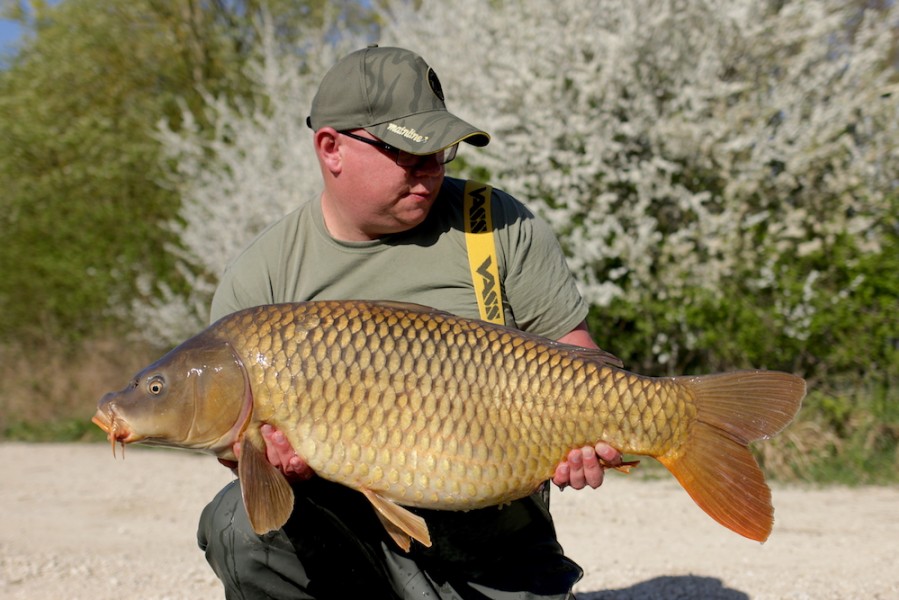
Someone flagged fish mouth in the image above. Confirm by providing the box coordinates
[92,409,138,458]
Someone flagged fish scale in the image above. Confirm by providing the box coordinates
[94,299,805,550]
[224,302,693,507]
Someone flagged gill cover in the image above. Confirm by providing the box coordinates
[96,331,251,452]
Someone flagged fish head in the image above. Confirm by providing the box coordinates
[93,331,253,456]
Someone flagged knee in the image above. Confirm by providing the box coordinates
[198,480,309,597]
[198,480,246,551]
[198,480,269,579]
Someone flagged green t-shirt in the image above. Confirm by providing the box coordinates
[211,177,588,341]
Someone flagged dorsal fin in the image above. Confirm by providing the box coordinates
[368,300,456,318]
[556,343,624,368]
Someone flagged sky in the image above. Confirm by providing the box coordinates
[0,18,23,57]
[1,0,64,60]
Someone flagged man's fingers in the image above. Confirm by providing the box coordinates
[566,448,587,490]
[287,455,314,480]
[580,445,605,488]
[261,424,314,479]
[554,444,621,490]
[552,461,570,488]
[595,441,622,466]
[262,424,291,466]
[228,424,313,481]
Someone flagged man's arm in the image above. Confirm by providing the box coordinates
[555,319,595,349]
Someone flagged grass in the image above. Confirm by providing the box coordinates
[4,417,108,443]
[751,378,899,485]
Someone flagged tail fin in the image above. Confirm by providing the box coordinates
[656,370,805,542]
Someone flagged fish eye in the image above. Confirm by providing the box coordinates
[147,375,165,395]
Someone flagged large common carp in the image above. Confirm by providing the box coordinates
[93,300,804,550]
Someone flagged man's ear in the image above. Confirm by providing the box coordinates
[314,127,342,174]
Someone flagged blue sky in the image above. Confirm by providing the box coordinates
[1,0,62,58]
[0,18,23,55]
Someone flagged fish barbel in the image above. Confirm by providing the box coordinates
[92,300,805,550]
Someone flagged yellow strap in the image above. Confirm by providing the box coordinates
[463,181,505,325]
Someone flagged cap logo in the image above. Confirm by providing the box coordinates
[386,123,429,143]
[428,68,445,102]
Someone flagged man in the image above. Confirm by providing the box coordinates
[199,45,622,600]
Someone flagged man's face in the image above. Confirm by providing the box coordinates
[327,129,446,240]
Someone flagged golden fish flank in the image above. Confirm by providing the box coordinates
[93,300,805,551]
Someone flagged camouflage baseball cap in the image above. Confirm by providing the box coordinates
[307,46,490,155]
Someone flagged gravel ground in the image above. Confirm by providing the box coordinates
[1,442,897,599]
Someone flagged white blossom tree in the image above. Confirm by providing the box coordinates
[142,0,898,377]
[382,0,898,370]
[130,17,368,342]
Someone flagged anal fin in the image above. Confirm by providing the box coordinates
[360,488,431,551]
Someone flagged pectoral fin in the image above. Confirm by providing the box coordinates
[360,488,431,551]
[238,433,295,535]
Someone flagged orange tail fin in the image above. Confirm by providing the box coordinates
[656,370,805,542]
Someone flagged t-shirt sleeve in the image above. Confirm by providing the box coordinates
[208,223,284,324]
[209,259,275,324]
[495,191,589,340]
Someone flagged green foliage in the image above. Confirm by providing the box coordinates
[0,1,203,342]
[3,417,107,443]
[792,382,899,485]
[0,0,370,345]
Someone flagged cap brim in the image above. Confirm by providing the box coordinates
[367,110,490,155]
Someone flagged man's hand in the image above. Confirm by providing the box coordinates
[218,424,315,481]
[552,442,622,490]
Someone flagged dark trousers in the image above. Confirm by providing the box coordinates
[197,478,582,599]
